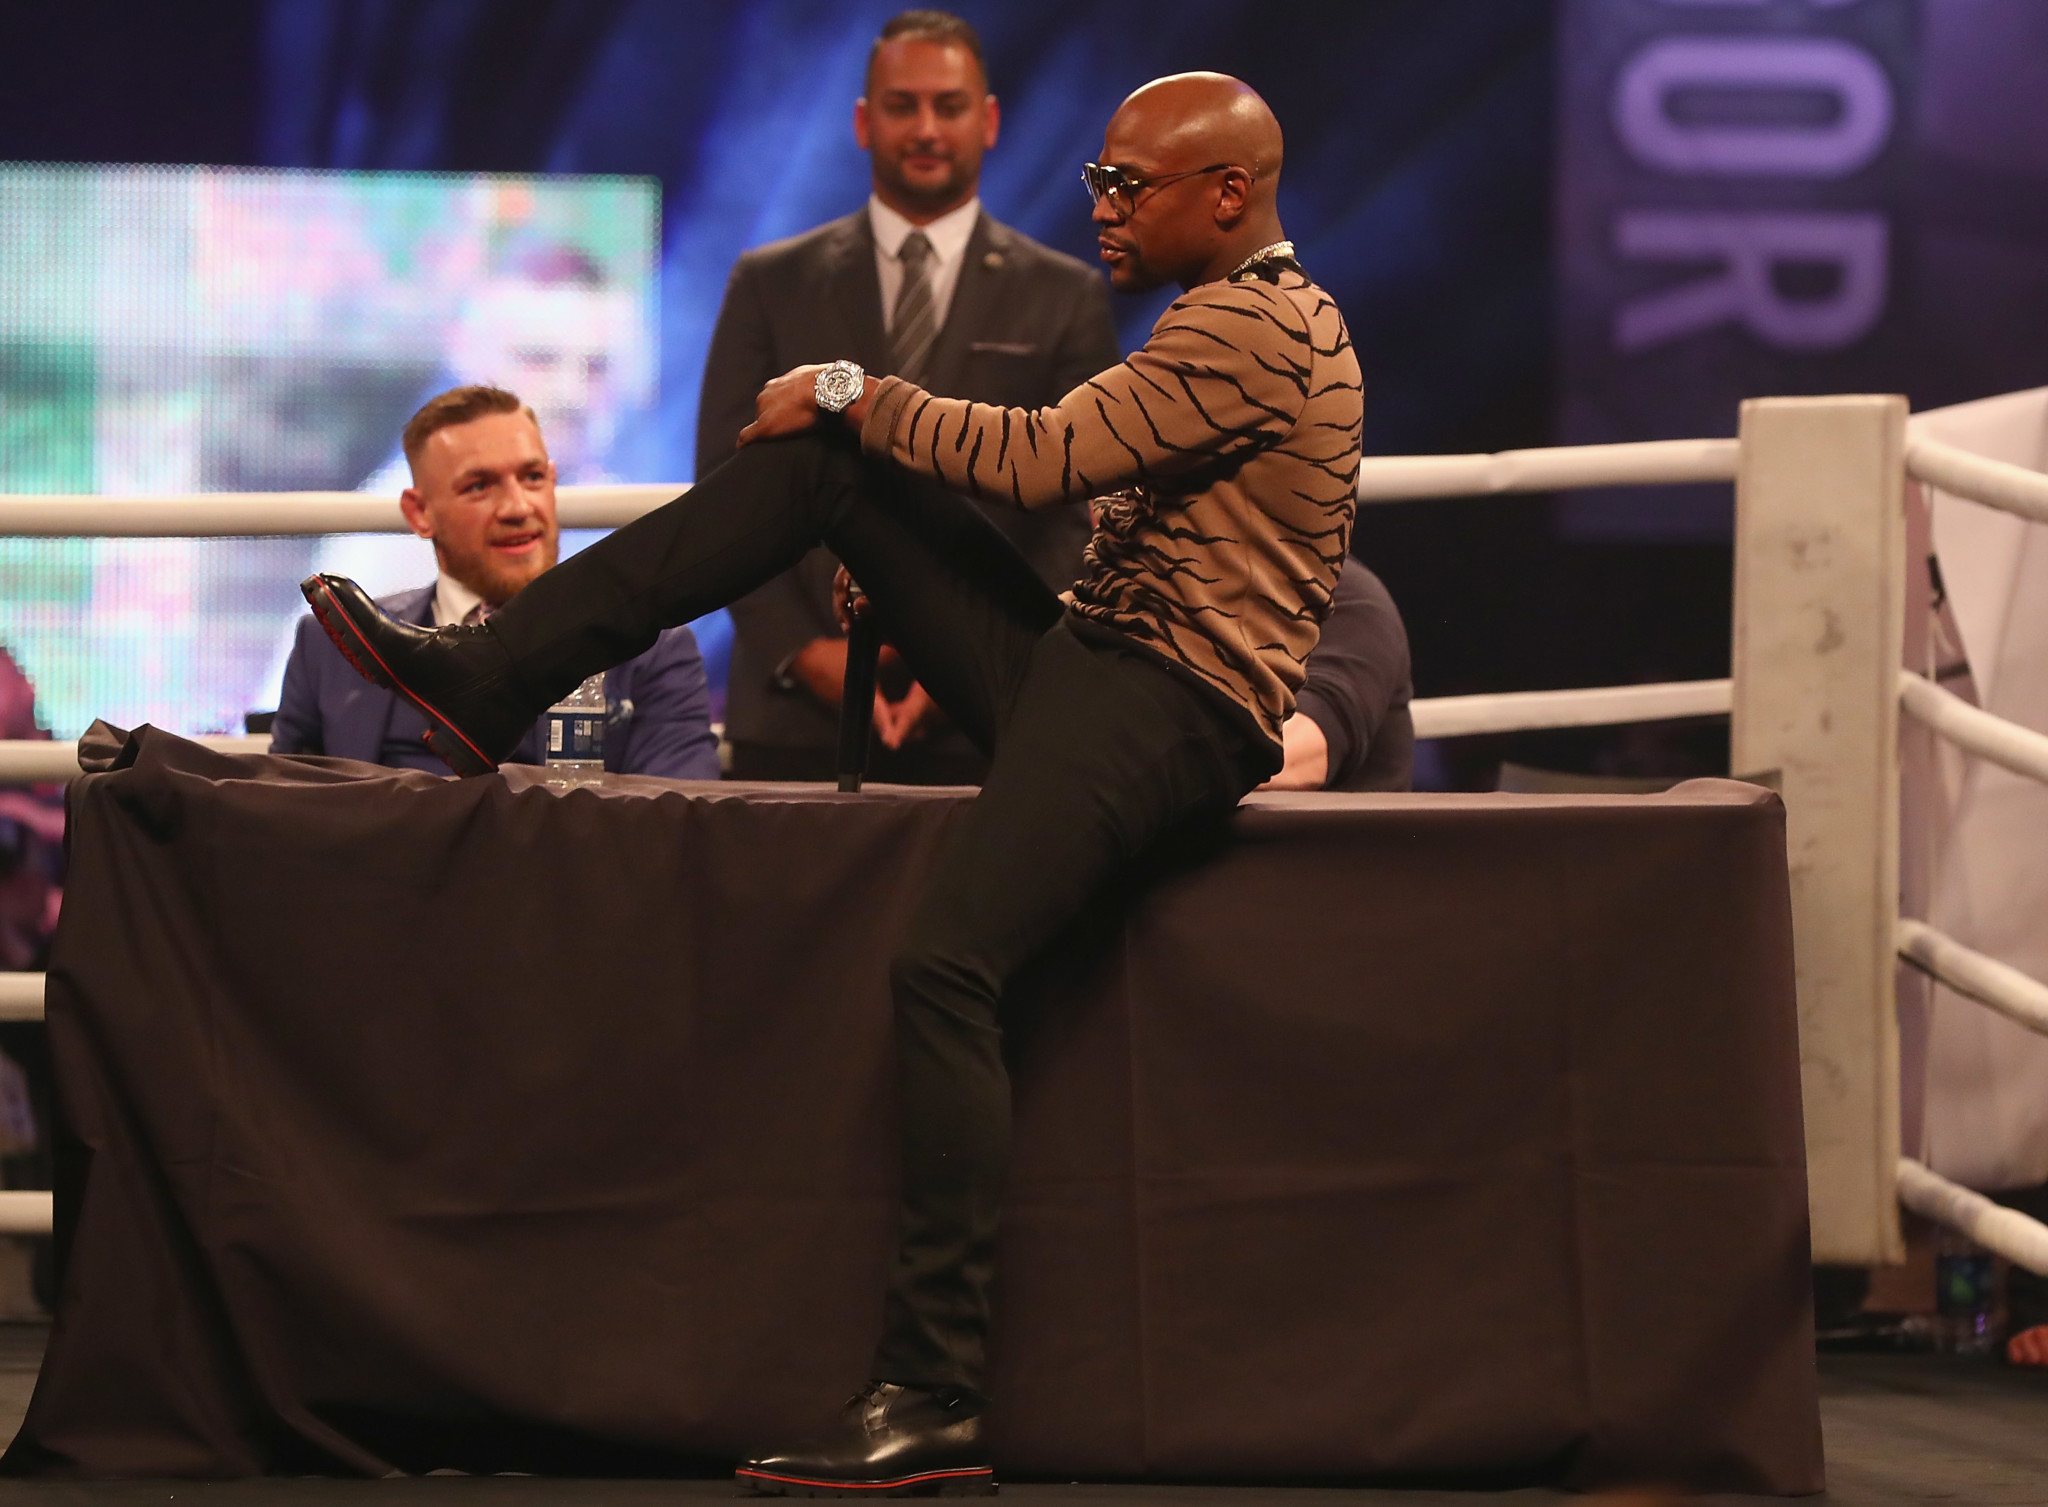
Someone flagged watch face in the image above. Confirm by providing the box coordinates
[816,362,863,412]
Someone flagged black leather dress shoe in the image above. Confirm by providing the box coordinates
[299,573,533,776]
[737,1382,995,1497]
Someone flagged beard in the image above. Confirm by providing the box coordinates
[875,148,978,211]
[1101,239,1168,295]
[452,538,558,608]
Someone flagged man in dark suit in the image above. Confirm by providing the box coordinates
[274,385,718,779]
[697,8,1120,784]
[1257,557,1416,793]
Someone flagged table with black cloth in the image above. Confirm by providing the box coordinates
[4,727,1822,1492]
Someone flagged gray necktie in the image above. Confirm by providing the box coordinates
[889,230,939,384]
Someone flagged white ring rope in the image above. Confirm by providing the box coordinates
[1898,670,2048,786]
[1898,918,2048,1040]
[0,485,685,538]
[1899,1157,2048,1278]
[0,734,268,784]
[0,437,1744,537]
[1907,435,2048,527]
[1354,437,1738,503]
[0,1193,52,1238]
[1408,677,1731,739]
[0,973,42,1023]
[0,678,1737,786]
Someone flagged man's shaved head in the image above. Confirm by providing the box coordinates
[1090,72,1288,294]
[1111,72,1284,193]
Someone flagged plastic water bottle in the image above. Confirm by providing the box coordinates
[1933,1228,2001,1355]
[543,674,606,787]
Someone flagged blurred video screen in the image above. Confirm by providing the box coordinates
[0,165,659,739]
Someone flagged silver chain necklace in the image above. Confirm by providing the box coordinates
[1227,240,1296,279]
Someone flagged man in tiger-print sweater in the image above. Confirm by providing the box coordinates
[302,72,1362,1496]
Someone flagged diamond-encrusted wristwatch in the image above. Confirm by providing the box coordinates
[814,359,865,414]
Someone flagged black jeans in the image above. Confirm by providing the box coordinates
[491,433,1266,1389]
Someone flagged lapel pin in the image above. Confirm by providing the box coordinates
[982,251,1004,271]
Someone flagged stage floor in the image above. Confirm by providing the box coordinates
[0,1325,2038,1505]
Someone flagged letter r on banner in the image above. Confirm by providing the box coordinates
[1614,211,1887,352]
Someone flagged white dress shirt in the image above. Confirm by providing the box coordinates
[869,194,981,337]
[431,571,489,628]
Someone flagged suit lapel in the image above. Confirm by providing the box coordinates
[824,210,889,373]
[370,588,439,761]
[921,211,1003,397]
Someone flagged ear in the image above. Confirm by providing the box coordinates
[853,97,872,152]
[399,488,433,540]
[1213,167,1253,230]
[982,94,1001,151]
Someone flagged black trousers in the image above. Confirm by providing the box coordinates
[492,433,1267,1389]
[727,739,991,787]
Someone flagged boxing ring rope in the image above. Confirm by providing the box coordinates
[1898,1157,2048,1276]
[0,684,1741,784]
[0,487,680,537]
[1899,671,2048,786]
[1350,436,1738,501]
[1409,677,1730,740]
[1897,919,2048,1040]
[0,734,268,784]
[1906,435,2048,529]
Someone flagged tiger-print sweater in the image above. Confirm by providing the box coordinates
[858,263,1362,751]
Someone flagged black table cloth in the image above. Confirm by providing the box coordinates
[5,727,1822,1491]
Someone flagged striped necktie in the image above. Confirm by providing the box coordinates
[461,601,493,626]
[889,230,939,384]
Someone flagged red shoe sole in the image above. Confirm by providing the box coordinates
[735,1464,996,1498]
[303,578,499,777]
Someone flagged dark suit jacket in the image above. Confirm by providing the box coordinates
[272,586,720,779]
[1294,558,1415,792]
[698,206,1120,761]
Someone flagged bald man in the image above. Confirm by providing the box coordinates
[301,73,1362,1496]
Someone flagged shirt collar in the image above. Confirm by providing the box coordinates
[432,571,489,629]
[868,194,981,264]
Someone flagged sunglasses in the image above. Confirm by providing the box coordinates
[1081,161,1235,214]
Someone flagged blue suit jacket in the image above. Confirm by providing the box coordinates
[272,585,720,780]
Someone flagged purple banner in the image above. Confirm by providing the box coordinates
[1558,0,1918,538]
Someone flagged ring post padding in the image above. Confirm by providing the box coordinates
[1733,394,1908,1266]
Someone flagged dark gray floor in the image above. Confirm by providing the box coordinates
[0,1325,2041,1505]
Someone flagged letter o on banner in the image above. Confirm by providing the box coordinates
[1614,37,1894,178]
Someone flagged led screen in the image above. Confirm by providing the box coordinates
[0,165,659,739]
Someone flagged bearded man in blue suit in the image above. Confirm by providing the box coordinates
[273,385,720,778]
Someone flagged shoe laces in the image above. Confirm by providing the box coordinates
[850,1380,899,1431]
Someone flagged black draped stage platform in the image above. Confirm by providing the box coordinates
[5,729,1819,1491]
